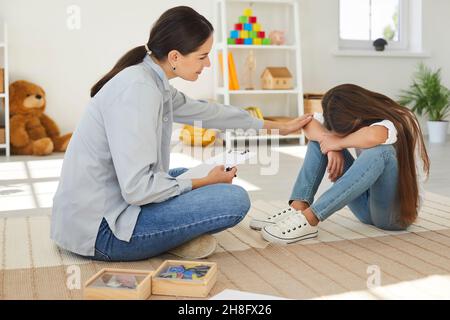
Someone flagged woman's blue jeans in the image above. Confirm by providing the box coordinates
[93,168,250,261]
[290,141,406,231]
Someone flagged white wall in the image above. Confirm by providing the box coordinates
[0,0,215,133]
[299,0,450,103]
[298,0,450,131]
[1,0,449,133]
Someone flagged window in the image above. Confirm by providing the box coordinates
[339,0,408,50]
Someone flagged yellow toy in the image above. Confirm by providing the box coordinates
[245,106,264,119]
[179,125,216,147]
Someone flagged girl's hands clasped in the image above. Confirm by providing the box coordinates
[319,133,344,153]
[319,134,345,182]
[326,151,344,182]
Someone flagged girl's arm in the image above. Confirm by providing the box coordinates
[300,116,348,181]
[302,118,331,141]
[320,126,389,153]
[301,118,347,182]
[341,126,389,148]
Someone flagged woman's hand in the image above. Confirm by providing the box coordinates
[319,133,344,153]
[263,114,313,136]
[327,151,344,182]
[191,165,237,190]
[206,165,237,184]
[279,115,313,135]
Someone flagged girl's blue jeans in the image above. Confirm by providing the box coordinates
[290,141,406,231]
[93,168,250,261]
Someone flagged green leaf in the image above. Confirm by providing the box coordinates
[398,63,450,121]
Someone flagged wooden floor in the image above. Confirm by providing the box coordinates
[0,191,449,299]
[211,194,450,299]
[1,139,450,299]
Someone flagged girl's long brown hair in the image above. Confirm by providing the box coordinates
[322,84,430,227]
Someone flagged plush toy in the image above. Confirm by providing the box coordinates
[9,80,72,155]
[268,30,286,45]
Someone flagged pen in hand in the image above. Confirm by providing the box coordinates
[226,167,237,177]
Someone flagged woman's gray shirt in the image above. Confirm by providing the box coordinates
[50,55,264,256]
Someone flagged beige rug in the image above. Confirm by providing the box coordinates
[1,191,450,299]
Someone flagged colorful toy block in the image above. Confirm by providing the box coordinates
[230,30,239,39]
[253,38,262,45]
[244,23,252,31]
[240,30,249,38]
[228,8,271,46]
[252,23,261,32]
[239,16,248,23]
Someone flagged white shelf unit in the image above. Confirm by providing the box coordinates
[213,0,305,146]
[0,22,10,156]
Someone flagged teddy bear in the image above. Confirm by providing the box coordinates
[9,80,72,155]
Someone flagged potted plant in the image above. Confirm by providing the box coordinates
[399,63,450,143]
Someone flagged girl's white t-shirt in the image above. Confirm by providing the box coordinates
[313,113,425,210]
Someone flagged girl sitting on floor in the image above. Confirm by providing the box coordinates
[250,84,430,244]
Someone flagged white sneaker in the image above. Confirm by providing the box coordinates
[249,206,297,230]
[262,213,318,244]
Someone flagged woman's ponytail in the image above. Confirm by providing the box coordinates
[90,46,147,97]
[90,6,213,98]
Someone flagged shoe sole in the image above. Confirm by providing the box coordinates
[169,238,218,260]
[261,229,318,245]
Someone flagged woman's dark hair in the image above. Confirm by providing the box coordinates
[91,6,214,97]
[322,84,430,228]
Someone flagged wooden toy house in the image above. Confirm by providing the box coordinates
[261,67,293,90]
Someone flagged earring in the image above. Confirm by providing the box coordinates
[172,66,176,71]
